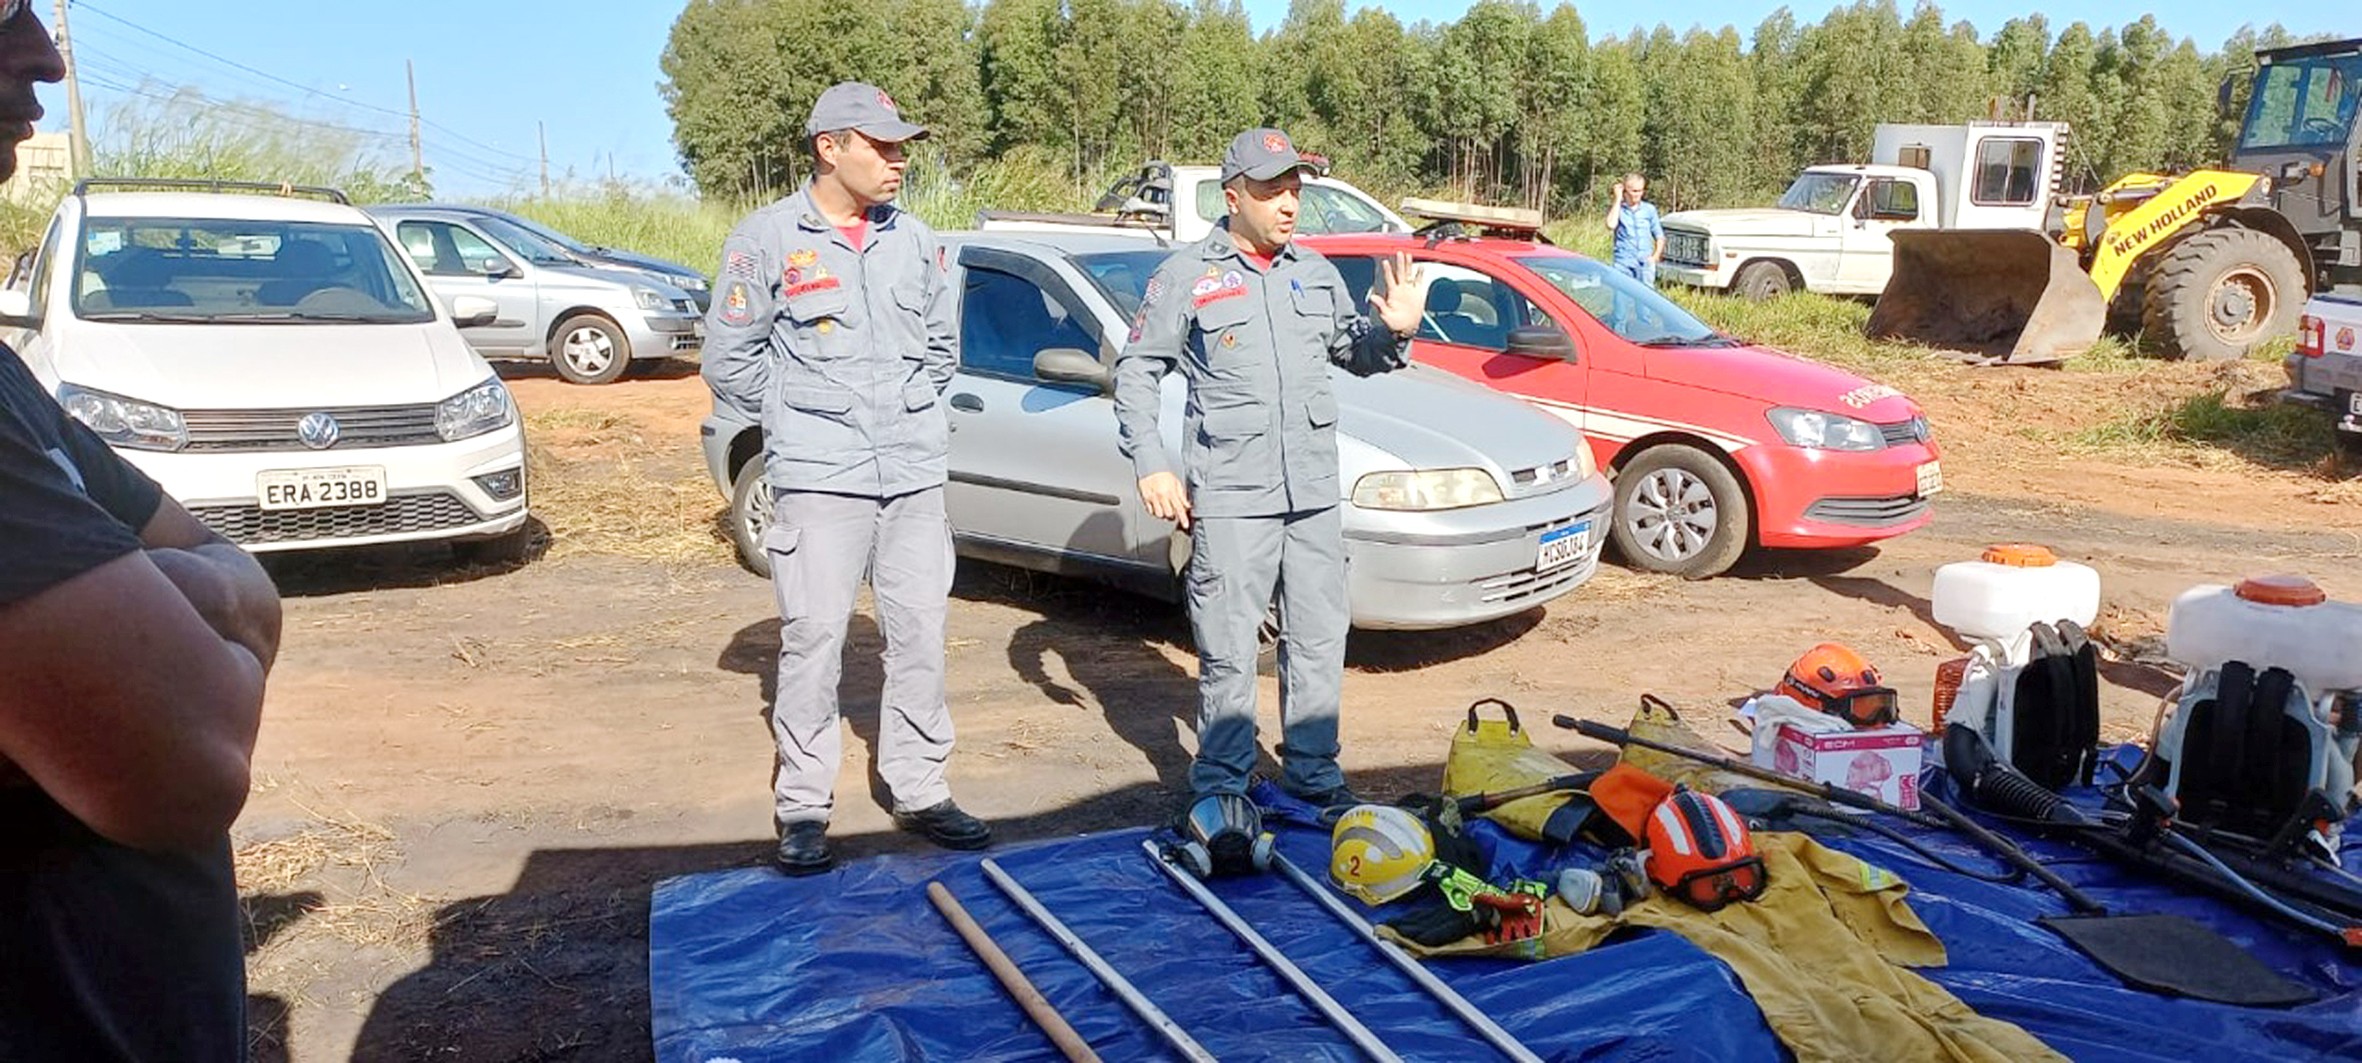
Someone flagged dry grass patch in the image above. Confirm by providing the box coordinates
[236,812,439,952]
[523,406,733,568]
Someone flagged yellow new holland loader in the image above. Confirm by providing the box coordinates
[1869,37,2362,364]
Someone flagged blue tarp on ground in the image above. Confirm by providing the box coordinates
[650,748,2362,1062]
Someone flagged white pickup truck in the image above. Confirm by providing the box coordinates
[1659,122,2069,298]
[979,160,1409,244]
[2286,292,2362,456]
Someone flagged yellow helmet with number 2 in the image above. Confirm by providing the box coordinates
[1329,804,1435,906]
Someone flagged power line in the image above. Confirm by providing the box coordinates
[71,0,542,165]
[75,70,410,143]
[76,69,532,189]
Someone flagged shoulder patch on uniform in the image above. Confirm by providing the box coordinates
[723,249,760,282]
[719,281,754,326]
[1143,274,1166,306]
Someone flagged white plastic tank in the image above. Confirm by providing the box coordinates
[1932,544,2102,644]
[2166,576,2362,694]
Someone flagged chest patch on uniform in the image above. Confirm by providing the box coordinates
[719,281,754,326]
[788,249,819,269]
[1191,270,1246,308]
[785,274,842,298]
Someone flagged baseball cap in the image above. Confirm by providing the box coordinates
[805,81,928,143]
[1220,128,1317,183]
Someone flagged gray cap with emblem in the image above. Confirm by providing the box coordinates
[804,81,928,143]
[1219,127,1318,183]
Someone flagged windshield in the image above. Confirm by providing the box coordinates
[489,210,595,255]
[73,217,436,323]
[473,216,578,267]
[1517,254,1724,346]
[2240,55,2362,151]
[1777,172,1860,215]
[1073,249,1170,318]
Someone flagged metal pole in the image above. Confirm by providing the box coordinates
[1270,854,1544,1063]
[981,859,1218,1063]
[927,881,1101,1063]
[1140,840,1402,1063]
[52,0,91,177]
[405,59,423,185]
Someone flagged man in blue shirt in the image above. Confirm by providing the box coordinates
[1604,172,1664,285]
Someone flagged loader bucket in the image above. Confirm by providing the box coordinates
[1866,230,2107,365]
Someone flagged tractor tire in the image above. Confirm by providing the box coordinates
[2140,227,2308,362]
[1732,260,1793,300]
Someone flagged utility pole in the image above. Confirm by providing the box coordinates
[52,0,92,177]
[405,59,423,185]
[537,120,549,199]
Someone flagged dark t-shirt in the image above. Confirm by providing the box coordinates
[0,346,246,1062]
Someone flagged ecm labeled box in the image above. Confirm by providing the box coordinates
[1762,722,1924,811]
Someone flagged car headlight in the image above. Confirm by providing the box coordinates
[1766,407,1884,451]
[676,275,709,292]
[437,378,515,441]
[632,286,674,311]
[1351,468,1504,511]
[58,383,186,451]
[1571,442,1597,481]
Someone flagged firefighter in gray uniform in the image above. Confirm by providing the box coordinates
[703,82,990,876]
[1114,128,1432,811]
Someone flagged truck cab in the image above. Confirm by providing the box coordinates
[2230,39,2362,291]
[1661,122,2067,298]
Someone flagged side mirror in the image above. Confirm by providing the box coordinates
[479,259,518,280]
[1034,347,1110,391]
[1505,324,1576,361]
[0,287,35,328]
[449,295,499,329]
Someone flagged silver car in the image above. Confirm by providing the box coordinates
[699,230,1615,631]
[368,205,703,385]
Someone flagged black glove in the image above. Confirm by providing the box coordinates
[1385,900,1481,947]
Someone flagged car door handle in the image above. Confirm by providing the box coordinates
[949,393,984,413]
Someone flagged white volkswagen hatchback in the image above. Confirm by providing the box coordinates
[0,180,529,558]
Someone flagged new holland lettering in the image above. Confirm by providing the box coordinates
[2108,184,2218,259]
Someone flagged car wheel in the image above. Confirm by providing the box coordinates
[1609,444,1751,579]
[1732,261,1792,300]
[730,457,774,579]
[551,313,633,385]
[2337,430,2362,462]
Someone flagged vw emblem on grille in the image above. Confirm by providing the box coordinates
[1911,417,1931,443]
[296,412,341,450]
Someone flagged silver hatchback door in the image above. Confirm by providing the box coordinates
[943,244,1157,576]
[391,217,542,358]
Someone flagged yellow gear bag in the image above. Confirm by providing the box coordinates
[1443,699,1596,844]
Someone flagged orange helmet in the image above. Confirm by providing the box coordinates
[1644,787,1767,911]
[1778,642,1900,728]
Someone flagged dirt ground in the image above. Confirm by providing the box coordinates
[231,356,2362,1061]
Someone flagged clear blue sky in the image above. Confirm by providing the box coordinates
[38,1,2333,199]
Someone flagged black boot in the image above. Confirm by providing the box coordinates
[775,821,834,876]
[895,800,992,851]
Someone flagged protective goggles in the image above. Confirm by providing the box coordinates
[1664,854,1769,912]
[1816,685,1901,728]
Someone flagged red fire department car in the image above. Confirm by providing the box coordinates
[1304,220,1941,578]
